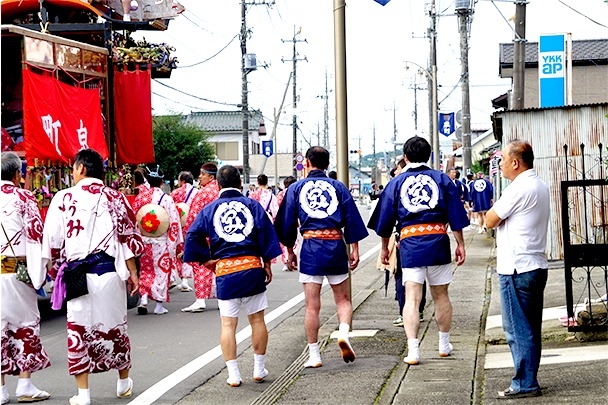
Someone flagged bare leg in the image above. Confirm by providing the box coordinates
[74,373,88,389]
[303,282,322,343]
[220,316,238,360]
[248,310,268,355]
[403,281,424,339]
[430,284,452,332]
[330,278,352,326]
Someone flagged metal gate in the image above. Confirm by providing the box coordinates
[561,143,607,332]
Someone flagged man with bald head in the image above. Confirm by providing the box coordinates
[486,140,549,399]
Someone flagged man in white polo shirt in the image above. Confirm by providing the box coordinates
[486,139,550,399]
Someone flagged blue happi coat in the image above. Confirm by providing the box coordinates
[368,164,469,268]
[469,177,494,212]
[274,170,368,276]
[183,189,282,300]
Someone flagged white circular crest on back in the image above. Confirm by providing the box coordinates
[400,174,439,213]
[299,180,339,219]
[213,200,254,243]
[473,179,487,192]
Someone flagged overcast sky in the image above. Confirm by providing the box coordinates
[137,0,608,157]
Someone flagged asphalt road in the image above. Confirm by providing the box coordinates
[6,204,378,405]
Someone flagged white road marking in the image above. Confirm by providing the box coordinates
[484,345,608,369]
[128,243,381,404]
[329,329,379,339]
[485,305,581,330]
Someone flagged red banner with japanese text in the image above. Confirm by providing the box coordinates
[22,69,107,165]
[113,65,155,164]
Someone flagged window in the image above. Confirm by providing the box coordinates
[214,141,239,160]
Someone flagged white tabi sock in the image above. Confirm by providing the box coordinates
[117,377,131,395]
[77,388,90,404]
[439,331,450,346]
[181,278,189,288]
[195,298,206,308]
[2,384,9,402]
[438,331,453,356]
[15,378,35,397]
[407,338,420,360]
[304,342,322,368]
[308,342,320,359]
[338,322,350,340]
[140,294,148,306]
[254,353,266,375]
[225,359,241,385]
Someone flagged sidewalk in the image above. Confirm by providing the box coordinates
[177,229,608,405]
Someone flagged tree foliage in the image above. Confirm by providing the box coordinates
[152,115,215,185]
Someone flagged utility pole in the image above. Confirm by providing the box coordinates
[372,125,377,184]
[240,0,250,183]
[392,102,398,165]
[512,1,527,109]
[358,136,362,194]
[240,0,273,184]
[428,0,439,170]
[282,26,307,177]
[315,70,332,151]
[456,0,473,174]
[323,70,330,150]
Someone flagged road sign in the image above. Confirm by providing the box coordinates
[262,140,273,157]
[296,153,303,163]
[295,163,304,171]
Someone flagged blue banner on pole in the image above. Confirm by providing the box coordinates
[262,140,273,157]
[539,34,566,108]
[438,112,455,137]
[373,0,391,5]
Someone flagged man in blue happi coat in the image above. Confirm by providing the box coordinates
[184,165,282,387]
[470,172,494,234]
[368,136,469,365]
[274,146,368,368]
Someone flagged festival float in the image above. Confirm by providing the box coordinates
[1,0,183,216]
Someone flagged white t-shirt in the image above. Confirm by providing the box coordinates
[493,169,550,275]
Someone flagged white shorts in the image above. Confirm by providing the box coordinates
[402,264,453,286]
[217,292,268,318]
[299,273,349,285]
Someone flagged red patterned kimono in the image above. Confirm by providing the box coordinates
[182,180,219,299]
[1,181,51,375]
[131,187,182,302]
[42,179,144,375]
[171,184,198,279]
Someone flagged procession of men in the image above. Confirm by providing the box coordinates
[3,140,555,404]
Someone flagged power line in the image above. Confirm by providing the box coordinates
[557,0,608,29]
[153,79,239,107]
[152,91,206,111]
[178,34,239,68]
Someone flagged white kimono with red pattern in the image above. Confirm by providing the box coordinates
[170,183,198,278]
[42,178,144,375]
[250,187,279,263]
[182,179,218,299]
[275,188,295,266]
[250,187,279,221]
[1,181,51,375]
[131,187,182,302]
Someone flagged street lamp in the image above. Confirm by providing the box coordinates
[405,60,439,170]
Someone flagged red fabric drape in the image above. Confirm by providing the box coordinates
[22,69,107,165]
[113,65,155,164]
